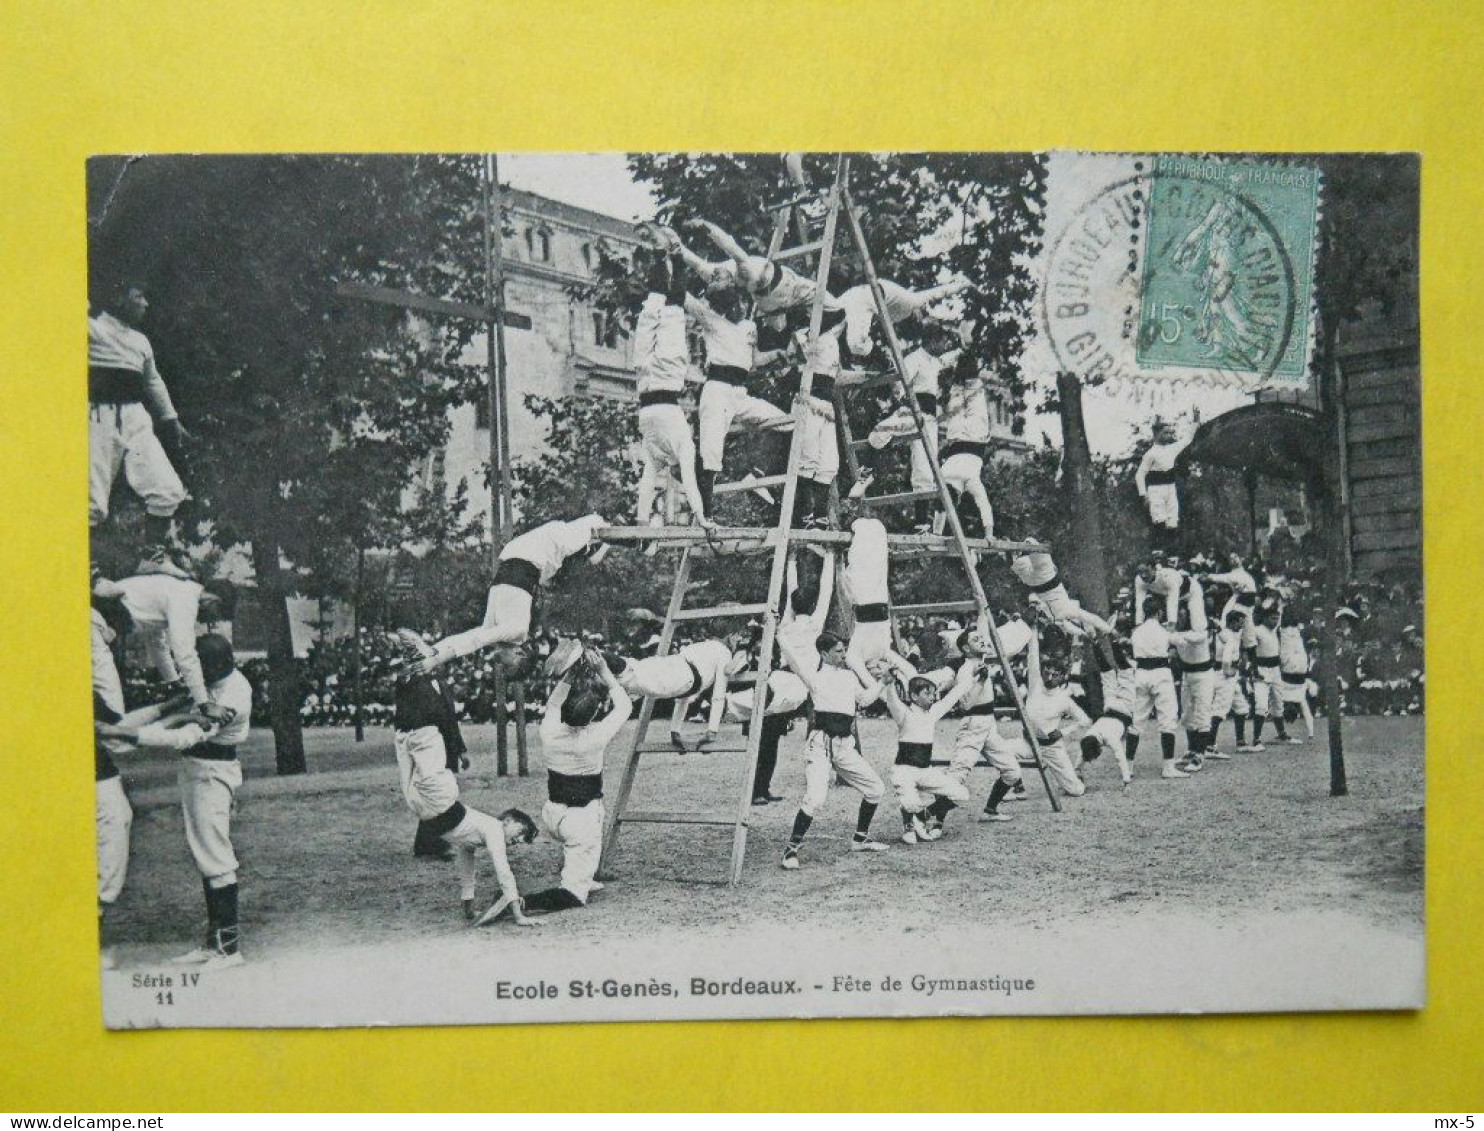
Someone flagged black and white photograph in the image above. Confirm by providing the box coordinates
[85,150,1423,1028]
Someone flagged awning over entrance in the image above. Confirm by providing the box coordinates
[1176,402,1324,482]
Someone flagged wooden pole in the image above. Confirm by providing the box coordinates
[352,545,365,743]
[482,154,510,777]
[1318,352,1349,796]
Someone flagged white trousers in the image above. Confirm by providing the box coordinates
[796,398,839,484]
[89,402,186,525]
[437,583,532,661]
[1252,675,1285,718]
[697,380,789,471]
[1133,670,1179,733]
[801,730,884,815]
[847,620,917,677]
[394,726,459,820]
[638,403,706,521]
[96,776,133,904]
[940,451,994,535]
[540,799,604,902]
[1037,741,1086,797]
[890,764,969,812]
[950,714,1022,786]
[1145,483,1179,528]
[1179,668,1217,732]
[180,756,242,884]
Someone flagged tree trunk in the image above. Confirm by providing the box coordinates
[1314,319,1348,796]
[1056,371,1111,617]
[250,533,308,775]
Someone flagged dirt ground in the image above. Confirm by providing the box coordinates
[106,714,1424,970]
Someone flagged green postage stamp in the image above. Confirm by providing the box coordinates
[1137,155,1319,382]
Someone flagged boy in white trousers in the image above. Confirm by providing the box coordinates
[883,667,977,843]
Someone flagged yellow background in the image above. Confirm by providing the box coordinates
[1,0,1478,1112]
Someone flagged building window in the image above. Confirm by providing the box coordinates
[581,242,594,271]
[592,310,618,349]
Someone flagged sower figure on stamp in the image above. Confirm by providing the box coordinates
[389,632,540,927]
[96,634,254,968]
[684,287,792,517]
[778,632,890,869]
[524,649,633,914]
[88,282,188,544]
[1135,420,1189,553]
[883,665,976,844]
[411,514,609,676]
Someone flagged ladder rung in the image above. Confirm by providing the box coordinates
[775,240,824,262]
[893,599,982,616]
[634,741,750,754]
[1017,759,1042,769]
[866,489,940,507]
[713,474,787,495]
[766,191,825,212]
[837,370,900,390]
[672,602,771,621]
[620,810,742,826]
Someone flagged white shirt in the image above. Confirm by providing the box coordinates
[501,515,605,584]
[1254,625,1281,662]
[1208,567,1257,595]
[1026,687,1089,746]
[943,379,990,444]
[91,609,124,716]
[685,295,757,372]
[846,517,889,606]
[1011,552,1058,589]
[902,348,954,399]
[1216,628,1243,673]
[1131,618,1174,663]
[804,664,880,716]
[755,261,823,315]
[1099,667,1135,716]
[88,311,178,420]
[1135,439,1187,495]
[138,668,253,751]
[540,683,632,777]
[778,557,834,671]
[796,329,841,392]
[114,573,208,702]
[1279,626,1309,674]
[1173,627,1213,665]
[885,672,970,743]
[677,639,736,733]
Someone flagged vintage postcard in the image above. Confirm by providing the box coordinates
[87,150,1422,1027]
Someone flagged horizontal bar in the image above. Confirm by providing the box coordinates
[713,474,787,495]
[672,602,771,621]
[892,599,982,616]
[774,240,823,262]
[335,282,533,330]
[837,370,900,390]
[866,489,940,507]
[593,525,1045,554]
[633,741,750,754]
[620,810,742,826]
[765,191,824,212]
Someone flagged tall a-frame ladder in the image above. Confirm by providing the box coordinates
[598,155,1059,888]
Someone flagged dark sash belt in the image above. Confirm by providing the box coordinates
[1104,709,1133,727]
[494,556,541,596]
[683,659,704,699]
[423,801,467,838]
[1235,592,1257,607]
[942,440,986,461]
[808,374,837,400]
[639,390,681,408]
[1256,656,1281,668]
[1027,572,1062,594]
[915,393,939,416]
[812,710,854,738]
[706,364,750,387]
[89,366,145,403]
[1145,469,1179,486]
[184,742,238,762]
[855,602,890,624]
[1180,659,1215,673]
[548,770,603,807]
[1282,672,1308,685]
[895,741,934,768]
[1135,658,1169,670]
